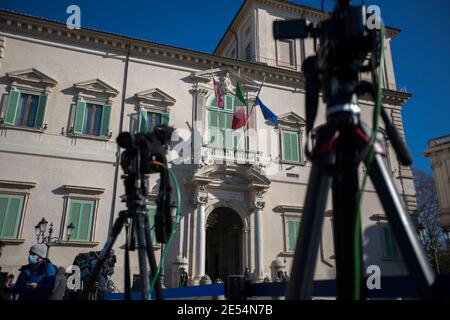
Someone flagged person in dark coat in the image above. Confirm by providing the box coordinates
[49,266,67,300]
[11,244,56,300]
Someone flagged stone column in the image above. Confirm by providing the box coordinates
[193,193,208,284]
[253,200,265,282]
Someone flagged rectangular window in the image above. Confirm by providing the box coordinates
[83,103,103,136]
[4,89,48,129]
[147,205,157,244]
[0,194,24,239]
[282,131,300,162]
[245,43,252,62]
[278,40,295,67]
[286,217,301,252]
[208,107,242,150]
[73,99,111,137]
[15,93,39,128]
[139,110,168,133]
[381,224,401,259]
[66,199,95,241]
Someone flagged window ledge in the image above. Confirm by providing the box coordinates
[278,251,295,257]
[69,133,111,142]
[0,124,46,133]
[280,160,306,166]
[58,240,100,247]
[0,238,26,245]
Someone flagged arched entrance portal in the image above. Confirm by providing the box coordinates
[205,207,243,282]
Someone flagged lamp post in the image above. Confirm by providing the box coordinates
[35,217,75,258]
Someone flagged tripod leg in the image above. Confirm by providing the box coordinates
[286,163,331,299]
[135,211,151,299]
[124,221,131,300]
[368,152,436,299]
[332,166,362,300]
[144,212,163,300]
[79,212,127,300]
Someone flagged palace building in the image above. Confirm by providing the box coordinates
[0,0,416,289]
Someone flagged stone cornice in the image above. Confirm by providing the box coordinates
[214,0,401,55]
[0,10,408,101]
[0,10,303,87]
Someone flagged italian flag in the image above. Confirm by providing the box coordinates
[232,81,248,130]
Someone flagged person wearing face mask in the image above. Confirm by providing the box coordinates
[10,243,56,300]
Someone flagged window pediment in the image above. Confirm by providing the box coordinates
[73,79,119,98]
[278,112,306,128]
[134,88,176,106]
[6,68,57,88]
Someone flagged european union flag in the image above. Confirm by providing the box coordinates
[256,97,278,125]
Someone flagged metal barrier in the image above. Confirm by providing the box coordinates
[103,274,450,300]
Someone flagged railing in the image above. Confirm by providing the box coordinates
[251,55,300,72]
[203,145,259,165]
[102,274,450,300]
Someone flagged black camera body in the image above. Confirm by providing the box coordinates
[273,0,381,107]
[117,125,174,244]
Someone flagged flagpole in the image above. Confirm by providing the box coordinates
[246,76,266,127]
[235,76,266,152]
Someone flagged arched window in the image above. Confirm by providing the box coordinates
[207,94,245,150]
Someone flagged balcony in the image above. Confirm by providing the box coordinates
[202,145,259,165]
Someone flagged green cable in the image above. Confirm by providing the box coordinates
[146,165,182,300]
[353,23,385,299]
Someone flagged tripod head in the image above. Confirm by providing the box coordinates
[117,125,175,243]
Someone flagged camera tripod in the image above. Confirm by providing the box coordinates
[273,0,437,301]
[79,151,163,300]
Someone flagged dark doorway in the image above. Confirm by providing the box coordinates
[205,207,243,282]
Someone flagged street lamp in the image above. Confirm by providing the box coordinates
[35,217,74,258]
[67,222,76,241]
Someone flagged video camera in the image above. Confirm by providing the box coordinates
[117,125,174,243]
[273,0,383,133]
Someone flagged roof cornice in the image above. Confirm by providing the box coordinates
[214,0,401,55]
[0,10,303,85]
[0,10,409,104]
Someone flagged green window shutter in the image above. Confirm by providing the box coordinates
[4,89,21,125]
[161,112,170,125]
[283,132,292,161]
[34,94,48,129]
[68,200,94,241]
[208,110,218,128]
[147,205,157,244]
[67,201,81,240]
[208,110,218,145]
[287,218,300,251]
[78,202,94,241]
[0,195,24,239]
[100,103,112,137]
[224,95,233,112]
[139,109,148,133]
[290,132,300,162]
[74,99,86,134]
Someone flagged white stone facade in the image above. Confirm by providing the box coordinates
[0,0,416,290]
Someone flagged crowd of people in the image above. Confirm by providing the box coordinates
[0,241,116,301]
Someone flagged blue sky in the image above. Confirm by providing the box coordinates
[1,0,449,172]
